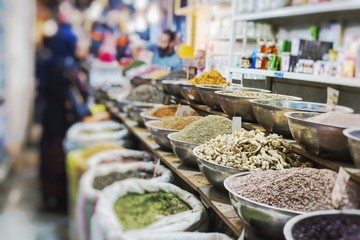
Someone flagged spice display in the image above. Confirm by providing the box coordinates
[292,215,360,240]
[228,168,360,212]
[219,90,295,100]
[93,171,151,190]
[195,129,311,170]
[306,112,360,128]
[172,115,232,144]
[126,84,163,103]
[114,192,191,230]
[149,105,198,118]
[188,70,230,85]
[152,116,202,130]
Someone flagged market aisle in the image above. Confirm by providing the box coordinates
[0,147,68,240]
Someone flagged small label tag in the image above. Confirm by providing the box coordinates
[153,158,161,178]
[274,72,284,78]
[200,196,210,209]
[176,105,192,117]
[232,117,242,133]
[332,167,351,209]
[327,87,339,111]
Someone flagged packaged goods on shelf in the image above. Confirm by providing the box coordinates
[91,179,208,240]
[77,162,171,240]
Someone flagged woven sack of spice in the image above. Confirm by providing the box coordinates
[127,232,233,240]
[91,179,209,240]
[66,121,128,148]
[66,145,124,219]
[77,161,172,240]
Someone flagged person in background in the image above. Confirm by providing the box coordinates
[147,29,183,71]
[39,8,90,211]
[195,49,206,76]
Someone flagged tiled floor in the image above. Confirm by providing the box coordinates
[0,148,68,240]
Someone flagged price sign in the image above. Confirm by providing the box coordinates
[327,87,339,111]
[232,117,242,133]
[331,167,351,209]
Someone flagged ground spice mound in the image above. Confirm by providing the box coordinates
[114,192,191,230]
[172,115,232,144]
[188,70,230,85]
[152,116,202,130]
[220,91,294,100]
[126,84,163,103]
[228,168,360,212]
[149,105,198,118]
[306,112,360,128]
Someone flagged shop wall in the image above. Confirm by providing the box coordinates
[4,0,36,156]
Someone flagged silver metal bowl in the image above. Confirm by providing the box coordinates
[251,100,354,138]
[343,128,360,168]
[198,85,270,111]
[286,112,353,162]
[180,83,203,104]
[140,111,161,123]
[167,132,200,168]
[193,146,247,191]
[216,91,301,122]
[144,120,179,150]
[162,80,184,97]
[224,172,303,240]
[283,209,360,240]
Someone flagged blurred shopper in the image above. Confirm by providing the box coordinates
[39,10,89,211]
[195,49,206,76]
[147,29,183,71]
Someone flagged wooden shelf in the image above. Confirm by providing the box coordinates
[228,68,360,88]
[104,102,244,237]
[168,97,360,184]
[233,0,360,22]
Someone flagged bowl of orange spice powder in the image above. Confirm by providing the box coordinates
[141,104,199,123]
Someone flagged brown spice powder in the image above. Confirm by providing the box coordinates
[152,116,202,130]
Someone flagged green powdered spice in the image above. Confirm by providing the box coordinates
[172,115,232,144]
[114,192,191,230]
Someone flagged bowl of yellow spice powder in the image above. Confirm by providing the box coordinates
[180,70,230,104]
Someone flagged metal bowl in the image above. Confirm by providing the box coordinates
[343,128,360,168]
[162,80,184,97]
[193,146,247,191]
[140,111,161,123]
[144,120,179,150]
[180,83,203,104]
[167,132,200,168]
[251,100,354,138]
[286,112,353,162]
[198,85,270,111]
[283,209,360,240]
[216,91,301,122]
[224,172,303,240]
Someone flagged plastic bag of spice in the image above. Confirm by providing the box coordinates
[91,179,209,240]
[66,121,128,148]
[77,162,172,240]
